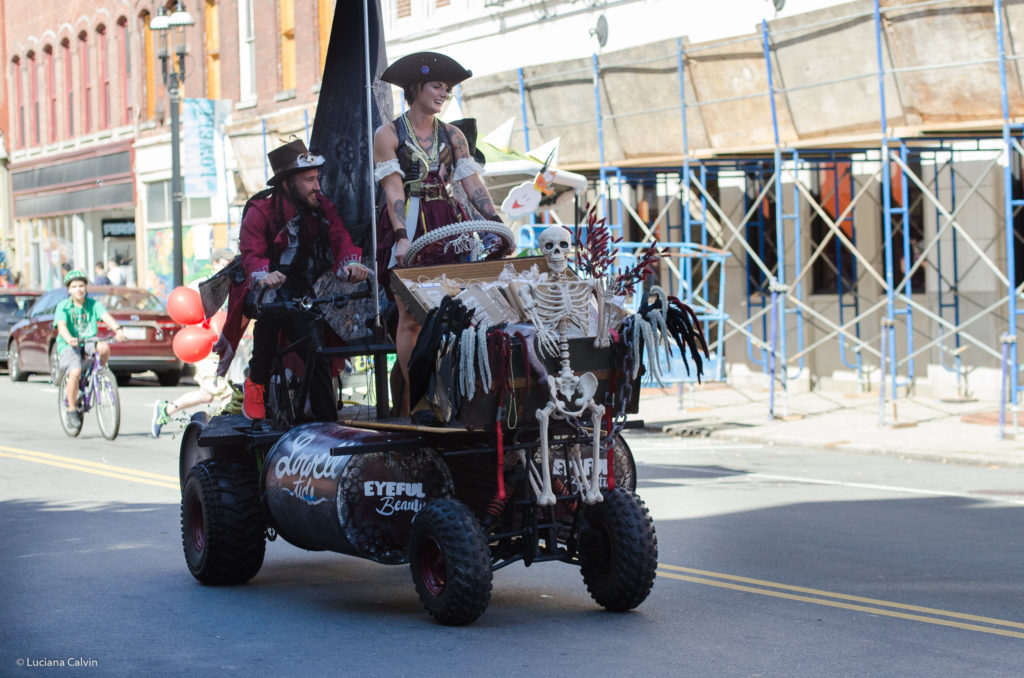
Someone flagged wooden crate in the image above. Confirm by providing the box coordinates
[391,256,553,324]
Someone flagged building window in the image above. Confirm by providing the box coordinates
[811,162,857,295]
[97,25,110,129]
[238,0,256,102]
[141,12,156,120]
[397,0,412,18]
[146,180,212,223]
[79,32,91,133]
[205,0,221,99]
[279,0,296,92]
[62,39,73,137]
[12,57,24,148]
[436,0,450,7]
[45,46,56,143]
[27,51,39,147]
[118,17,132,125]
[318,0,334,75]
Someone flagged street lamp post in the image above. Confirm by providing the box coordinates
[150,2,195,289]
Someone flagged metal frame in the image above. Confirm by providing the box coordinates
[499,0,1024,427]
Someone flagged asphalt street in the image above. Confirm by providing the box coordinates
[1,372,1022,677]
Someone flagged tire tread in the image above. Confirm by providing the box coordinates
[580,488,658,612]
[181,460,265,585]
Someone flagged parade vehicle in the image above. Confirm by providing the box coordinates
[178,235,705,625]
[176,1,706,626]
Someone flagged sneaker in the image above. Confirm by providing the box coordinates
[66,409,81,428]
[151,400,171,438]
[243,378,266,420]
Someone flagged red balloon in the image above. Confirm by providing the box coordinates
[173,325,217,364]
[208,310,228,336]
[166,286,205,326]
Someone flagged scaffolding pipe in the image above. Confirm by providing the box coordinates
[995,0,1020,409]
[517,67,530,152]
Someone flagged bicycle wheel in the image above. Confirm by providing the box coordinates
[57,369,83,438]
[94,367,121,440]
[266,371,295,429]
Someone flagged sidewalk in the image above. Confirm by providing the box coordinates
[634,383,1024,468]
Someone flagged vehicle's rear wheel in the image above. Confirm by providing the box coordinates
[179,419,214,489]
[158,370,181,387]
[57,369,83,437]
[181,460,265,585]
[94,367,120,440]
[579,488,658,612]
[408,498,492,625]
[49,343,59,385]
[8,342,27,382]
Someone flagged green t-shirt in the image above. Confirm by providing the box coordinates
[54,296,108,354]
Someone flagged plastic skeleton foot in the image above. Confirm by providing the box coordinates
[522,226,608,506]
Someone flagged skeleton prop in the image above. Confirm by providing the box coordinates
[518,226,609,506]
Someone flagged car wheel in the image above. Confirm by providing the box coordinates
[158,370,181,387]
[8,342,28,382]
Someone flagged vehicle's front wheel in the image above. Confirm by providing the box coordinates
[579,488,658,612]
[181,460,265,585]
[94,367,120,440]
[408,498,492,625]
[8,342,27,382]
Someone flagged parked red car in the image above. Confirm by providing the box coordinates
[1,290,41,365]
[7,285,183,385]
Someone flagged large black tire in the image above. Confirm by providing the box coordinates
[181,460,265,585]
[579,488,658,612]
[408,498,492,625]
[8,342,28,382]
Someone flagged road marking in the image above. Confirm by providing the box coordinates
[658,564,1024,639]
[0,444,179,490]
[650,464,1024,505]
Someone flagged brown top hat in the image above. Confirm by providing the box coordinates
[380,52,472,89]
[267,139,325,186]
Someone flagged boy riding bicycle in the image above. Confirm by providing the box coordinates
[55,269,126,427]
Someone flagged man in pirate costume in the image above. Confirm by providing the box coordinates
[227,139,370,422]
[373,51,510,416]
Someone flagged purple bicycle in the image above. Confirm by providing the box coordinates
[57,341,121,440]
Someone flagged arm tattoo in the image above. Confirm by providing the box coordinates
[469,187,495,214]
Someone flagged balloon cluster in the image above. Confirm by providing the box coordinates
[166,286,227,364]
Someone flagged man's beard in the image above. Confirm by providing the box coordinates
[284,182,318,212]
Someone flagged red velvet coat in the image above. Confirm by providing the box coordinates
[215,191,362,372]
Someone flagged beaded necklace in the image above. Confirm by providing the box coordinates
[402,112,440,167]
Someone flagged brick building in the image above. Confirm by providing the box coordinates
[1,0,337,294]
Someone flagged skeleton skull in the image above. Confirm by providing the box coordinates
[539,225,571,274]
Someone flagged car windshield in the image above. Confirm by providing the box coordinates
[94,290,165,312]
[0,294,37,313]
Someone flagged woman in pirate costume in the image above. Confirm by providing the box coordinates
[373,52,510,416]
